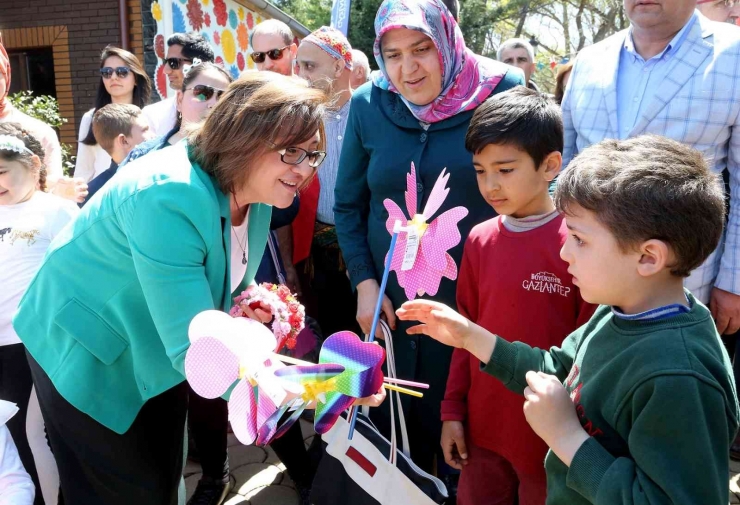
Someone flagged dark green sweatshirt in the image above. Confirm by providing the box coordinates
[483,291,739,505]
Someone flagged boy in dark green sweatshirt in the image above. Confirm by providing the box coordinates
[397,135,740,505]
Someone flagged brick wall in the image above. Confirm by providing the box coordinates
[0,0,122,147]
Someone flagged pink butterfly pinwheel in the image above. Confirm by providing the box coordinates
[185,310,352,446]
[383,163,469,300]
[185,310,302,446]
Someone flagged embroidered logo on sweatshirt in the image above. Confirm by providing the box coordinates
[565,364,603,437]
[522,271,571,297]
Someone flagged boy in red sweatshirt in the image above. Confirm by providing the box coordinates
[440,87,596,505]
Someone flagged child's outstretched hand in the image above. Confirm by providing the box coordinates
[396,300,471,348]
[441,420,468,470]
[523,371,589,466]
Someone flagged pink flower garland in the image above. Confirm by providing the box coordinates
[230,283,306,351]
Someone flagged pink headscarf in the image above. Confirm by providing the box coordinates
[372,0,509,124]
[0,43,11,118]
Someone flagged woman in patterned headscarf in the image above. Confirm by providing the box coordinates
[0,42,87,202]
[334,0,524,474]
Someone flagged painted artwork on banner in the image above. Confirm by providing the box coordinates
[150,0,298,99]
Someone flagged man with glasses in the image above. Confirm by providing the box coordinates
[143,32,215,137]
[250,19,298,76]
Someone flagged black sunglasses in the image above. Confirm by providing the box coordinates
[164,57,193,70]
[100,66,130,79]
[250,46,289,64]
[185,84,226,102]
[276,147,326,169]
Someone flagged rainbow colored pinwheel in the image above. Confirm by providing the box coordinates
[383,163,469,300]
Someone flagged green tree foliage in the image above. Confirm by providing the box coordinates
[8,91,76,176]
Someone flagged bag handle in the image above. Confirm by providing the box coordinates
[266,231,287,285]
[363,320,411,461]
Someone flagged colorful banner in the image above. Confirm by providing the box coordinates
[330,0,351,36]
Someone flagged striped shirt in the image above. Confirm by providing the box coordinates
[317,99,351,225]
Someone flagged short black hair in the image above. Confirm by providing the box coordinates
[465,86,563,168]
[167,32,215,63]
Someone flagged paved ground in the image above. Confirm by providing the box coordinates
[184,420,315,505]
[187,424,740,505]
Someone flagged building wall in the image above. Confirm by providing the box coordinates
[149,0,299,99]
[0,0,123,146]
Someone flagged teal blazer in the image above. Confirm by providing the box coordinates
[13,143,272,434]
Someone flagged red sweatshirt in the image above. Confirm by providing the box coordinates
[442,215,595,476]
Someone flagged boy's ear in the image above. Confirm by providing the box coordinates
[115,133,128,150]
[541,151,562,182]
[334,59,344,79]
[636,239,671,277]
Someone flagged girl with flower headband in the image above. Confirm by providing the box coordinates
[0,42,86,204]
[74,46,151,183]
[0,125,78,504]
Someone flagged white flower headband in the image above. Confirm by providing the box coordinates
[182,58,203,76]
[0,135,33,156]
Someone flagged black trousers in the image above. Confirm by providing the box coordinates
[28,352,188,505]
[0,344,43,505]
[188,385,229,481]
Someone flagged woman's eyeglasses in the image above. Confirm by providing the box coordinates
[185,84,226,102]
[100,66,131,79]
[276,147,326,168]
[250,46,289,64]
[164,57,193,70]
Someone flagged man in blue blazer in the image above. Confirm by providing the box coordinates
[562,3,740,334]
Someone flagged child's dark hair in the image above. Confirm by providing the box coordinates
[168,32,215,62]
[554,135,725,277]
[0,122,47,192]
[92,103,143,155]
[465,87,563,168]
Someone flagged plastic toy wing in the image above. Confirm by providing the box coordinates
[383,163,469,300]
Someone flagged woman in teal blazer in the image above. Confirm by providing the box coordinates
[13,72,329,504]
[333,0,524,474]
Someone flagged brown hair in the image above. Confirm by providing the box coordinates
[189,71,327,195]
[92,103,143,154]
[0,122,47,192]
[554,135,725,277]
[554,61,574,105]
[82,46,152,145]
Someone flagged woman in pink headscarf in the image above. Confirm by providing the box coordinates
[0,43,87,202]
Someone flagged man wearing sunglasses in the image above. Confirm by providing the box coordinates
[142,32,215,137]
[250,19,298,76]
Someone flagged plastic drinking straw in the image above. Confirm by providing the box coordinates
[348,222,402,440]
[383,377,430,389]
[383,383,424,398]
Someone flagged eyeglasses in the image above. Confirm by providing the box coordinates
[100,66,131,79]
[697,0,737,5]
[276,146,326,168]
[185,84,226,102]
[164,57,193,70]
[250,46,289,64]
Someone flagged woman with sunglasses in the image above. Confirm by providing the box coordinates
[123,61,232,167]
[14,71,383,504]
[74,46,151,183]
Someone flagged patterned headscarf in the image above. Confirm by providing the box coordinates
[303,26,353,70]
[373,0,508,123]
[0,43,10,118]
